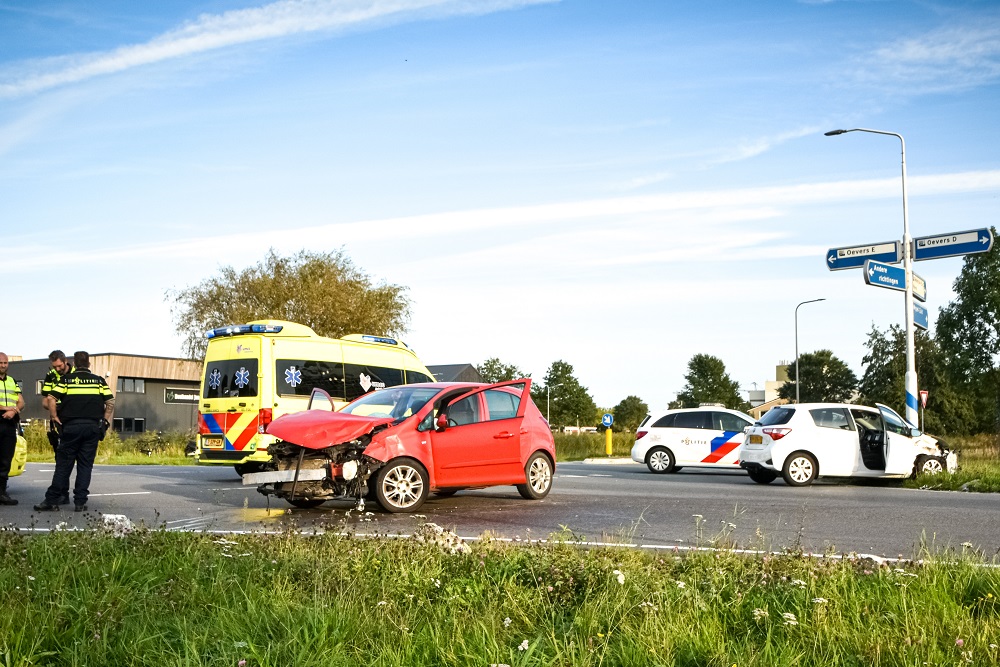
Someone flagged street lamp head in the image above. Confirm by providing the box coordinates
[824,129,847,136]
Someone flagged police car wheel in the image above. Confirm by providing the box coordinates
[646,447,675,474]
[748,468,777,484]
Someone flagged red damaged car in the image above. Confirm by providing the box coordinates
[242,380,556,512]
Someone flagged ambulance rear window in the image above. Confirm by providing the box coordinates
[203,360,259,399]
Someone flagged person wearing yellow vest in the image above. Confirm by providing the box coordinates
[0,352,26,506]
[34,351,114,513]
[41,349,73,454]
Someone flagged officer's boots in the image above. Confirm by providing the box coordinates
[0,487,17,505]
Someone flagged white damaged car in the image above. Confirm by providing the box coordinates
[739,402,957,486]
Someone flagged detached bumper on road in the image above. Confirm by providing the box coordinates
[242,469,327,486]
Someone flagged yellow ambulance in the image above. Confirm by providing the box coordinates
[195,320,435,474]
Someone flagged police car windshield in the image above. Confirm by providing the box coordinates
[341,387,439,422]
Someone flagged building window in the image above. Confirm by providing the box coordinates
[112,417,146,433]
[116,377,146,394]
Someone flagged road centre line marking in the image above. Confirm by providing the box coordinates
[88,492,152,497]
[589,473,612,477]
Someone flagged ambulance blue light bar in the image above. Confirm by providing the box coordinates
[205,324,284,339]
[361,335,398,345]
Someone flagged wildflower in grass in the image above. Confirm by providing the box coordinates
[433,578,441,588]
[812,597,828,604]
[961,542,974,549]
[490,664,511,667]
[27,576,35,581]
[238,661,246,667]
[613,569,625,585]
[675,580,686,589]
[518,640,529,651]
[791,579,806,588]
[956,638,964,647]
[753,608,768,620]
[503,617,512,627]
[377,601,387,606]
[233,642,247,649]
[782,612,798,626]
[989,643,997,649]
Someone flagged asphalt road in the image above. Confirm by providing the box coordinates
[5,461,999,558]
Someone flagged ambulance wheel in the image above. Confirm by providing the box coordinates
[287,498,326,509]
[234,462,267,477]
[374,458,428,513]
[782,452,817,486]
[915,455,945,477]
[646,447,676,474]
[748,469,778,484]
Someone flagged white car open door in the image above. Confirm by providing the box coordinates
[877,404,920,475]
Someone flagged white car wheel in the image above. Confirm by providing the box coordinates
[918,455,945,476]
[782,452,817,486]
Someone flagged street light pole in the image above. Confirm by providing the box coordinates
[794,298,826,403]
[546,384,562,424]
[825,128,918,425]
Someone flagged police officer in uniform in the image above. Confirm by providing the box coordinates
[0,352,25,506]
[41,350,73,454]
[35,351,114,512]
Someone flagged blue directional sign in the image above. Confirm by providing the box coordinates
[864,260,907,292]
[913,228,994,261]
[826,240,901,271]
[601,413,614,428]
[913,302,929,331]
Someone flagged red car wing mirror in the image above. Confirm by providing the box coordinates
[435,413,449,431]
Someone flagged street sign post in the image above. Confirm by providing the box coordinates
[913,302,929,331]
[826,241,901,271]
[863,260,907,292]
[913,228,994,261]
[602,413,614,456]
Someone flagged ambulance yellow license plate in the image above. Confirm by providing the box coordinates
[749,435,763,444]
[202,436,225,449]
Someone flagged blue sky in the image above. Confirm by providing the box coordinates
[2,0,998,410]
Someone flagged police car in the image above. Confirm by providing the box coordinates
[631,406,754,473]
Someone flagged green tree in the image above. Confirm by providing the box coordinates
[860,325,977,436]
[168,248,410,358]
[672,354,747,411]
[935,227,1000,434]
[532,360,597,428]
[611,395,649,433]
[778,349,858,404]
[476,358,529,384]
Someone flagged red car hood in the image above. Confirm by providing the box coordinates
[266,410,395,450]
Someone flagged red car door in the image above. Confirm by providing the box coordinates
[430,381,530,488]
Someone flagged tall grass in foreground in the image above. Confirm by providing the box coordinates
[1,526,998,666]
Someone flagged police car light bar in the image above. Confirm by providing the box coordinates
[205,324,283,339]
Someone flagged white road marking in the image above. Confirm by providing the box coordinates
[88,492,152,497]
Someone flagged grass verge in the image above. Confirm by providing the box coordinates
[2,524,998,666]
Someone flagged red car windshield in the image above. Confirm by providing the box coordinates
[341,386,441,422]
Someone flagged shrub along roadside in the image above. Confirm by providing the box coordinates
[1,527,997,666]
[23,421,191,466]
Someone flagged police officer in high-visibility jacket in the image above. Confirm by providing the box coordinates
[0,352,26,506]
[41,349,73,454]
[34,351,114,512]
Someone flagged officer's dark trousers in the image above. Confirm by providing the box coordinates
[0,424,16,492]
[45,420,100,506]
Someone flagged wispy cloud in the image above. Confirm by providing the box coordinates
[4,169,998,275]
[707,125,823,166]
[858,19,1000,92]
[0,0,554,98]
